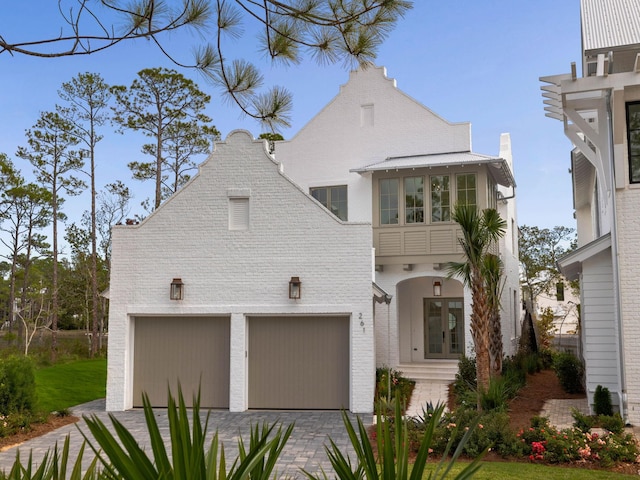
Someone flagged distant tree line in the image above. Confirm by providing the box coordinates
[0,67,218,360]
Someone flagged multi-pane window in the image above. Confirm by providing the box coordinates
[456,174,477,208]
[310,185,348,220]
[431,175,450,222]
[627,102,640,184]
[556,282,565,302]
[404,176,424,223]
[380,178,399,224]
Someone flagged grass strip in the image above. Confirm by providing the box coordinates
[35,358,107,413]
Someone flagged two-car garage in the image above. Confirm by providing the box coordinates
[132,315,350,410]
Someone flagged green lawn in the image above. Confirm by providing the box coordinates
[35,357,107,413]
[424,460,636,479]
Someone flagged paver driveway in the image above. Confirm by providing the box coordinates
[0,399,363,478]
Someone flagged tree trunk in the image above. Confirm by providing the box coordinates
[155,126,163,209]
[90,149,99,357]
[51,181,58,363]
[489,310,503,377]
[470,270,491,410]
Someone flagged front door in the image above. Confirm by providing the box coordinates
[424,299,464,359]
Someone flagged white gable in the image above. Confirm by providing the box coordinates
[107,130,375,412]
[275,66,473,223]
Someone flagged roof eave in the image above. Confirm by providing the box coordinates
[352,157,515,187]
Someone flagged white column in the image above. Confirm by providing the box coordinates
[229,313,247,412]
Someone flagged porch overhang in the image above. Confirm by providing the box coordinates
[557,233,611,281]
[373,282,392,304]
[350,151,515,188]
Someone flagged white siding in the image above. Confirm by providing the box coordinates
[276,66,471,224]
[616,185,640,423]
[581,249,621,410]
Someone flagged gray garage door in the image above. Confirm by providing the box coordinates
[248,316,349,409]
[133,316,230,408]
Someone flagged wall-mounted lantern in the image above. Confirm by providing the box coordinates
[289,276,301,299]
[433,280,442,297]
[170,278,184,300]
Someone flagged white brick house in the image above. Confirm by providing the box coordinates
[106,130,374,412]
[276,67,521,378]
[107,67,521,412]
[541,0,640,422]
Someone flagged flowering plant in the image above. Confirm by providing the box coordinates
[517,416,638,467]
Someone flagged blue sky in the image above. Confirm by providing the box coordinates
[0,1,581,241]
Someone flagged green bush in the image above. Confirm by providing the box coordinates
[454,355,477,397]
[593,385,613,416]
[0,356,37,415]
[599,413,625,434]
[517,416,638,466]
[461,410,517,458]
[571,407,595,433]
[553,352,584,393]
[375,366,415,410]
[408,404,516,459]
[479,376,516,412]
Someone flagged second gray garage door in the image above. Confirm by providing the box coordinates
[248,316,349,409]
[133,316,230,408]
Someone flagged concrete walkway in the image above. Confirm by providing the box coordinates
[540,397,590,429]
[405,381,450,417]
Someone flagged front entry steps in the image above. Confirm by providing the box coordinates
[396,360,459,383]
[396,361,459,417]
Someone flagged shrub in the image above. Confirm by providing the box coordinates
[408,404,517,459]
[536,307,556,350]
[454,355,477,397]
[517,416,638,467]
[479,376,516,412]
[553,352,584,393]
[599,413,625,434]
[571,407,596,433]
[594,385,613,416]
[375,367,414,413]
[462,410,517,458]
[537,349,554,369]
[0,356,37,415]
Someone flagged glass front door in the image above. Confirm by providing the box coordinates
[424,299,464,359]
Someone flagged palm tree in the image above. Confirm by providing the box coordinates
[484,253,505,377]
[447,204,506,401]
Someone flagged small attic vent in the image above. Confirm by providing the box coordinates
[229,197,249,231]
[360,104,374,127]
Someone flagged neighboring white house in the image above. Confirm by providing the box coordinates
[275,66,520,377]
[106,66,521,412]
[541,0,640,421]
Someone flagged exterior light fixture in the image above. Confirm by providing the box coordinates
[433,280,442,297]
[289,276,301,299]
[170,278,184,300]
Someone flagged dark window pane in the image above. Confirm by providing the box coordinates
[628,102,640,184]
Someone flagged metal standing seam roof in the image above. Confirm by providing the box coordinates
[350,151,516,187]
[581,0,640,52]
